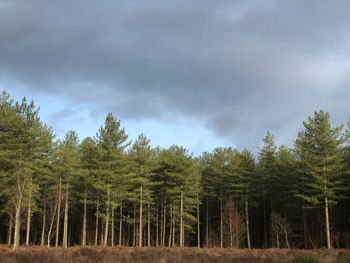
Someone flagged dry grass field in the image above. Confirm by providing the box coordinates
[0,247,349,263]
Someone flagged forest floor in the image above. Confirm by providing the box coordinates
[0,246,349,263]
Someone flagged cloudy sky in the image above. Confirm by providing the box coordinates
[1,0,350,155]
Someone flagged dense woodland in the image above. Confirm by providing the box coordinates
[1,91,350,250]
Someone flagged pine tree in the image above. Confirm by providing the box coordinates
[54,131,79,248]
[295,110,345,249]
[77,137,99,246]
[222,149,243,248]
[0,92,53,249]
[238,149,256,249]
[199,152,216,247]
[258,132,276,248]
[95,113,130,246]
[4,89,350,249]
[128,134,154,247]
[153,146,200,247]
[200,147,232,248]
[343,119,350,199]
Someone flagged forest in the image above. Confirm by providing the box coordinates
[1,90,350,251]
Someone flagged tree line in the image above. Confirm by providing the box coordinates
[1,91,350,250]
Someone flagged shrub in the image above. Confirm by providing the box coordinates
[292,253,319,263]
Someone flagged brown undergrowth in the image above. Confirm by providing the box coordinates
[0,246,349,263]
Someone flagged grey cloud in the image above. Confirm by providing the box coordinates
[1,0,350,149]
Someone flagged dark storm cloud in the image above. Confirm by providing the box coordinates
[1,0,350,148]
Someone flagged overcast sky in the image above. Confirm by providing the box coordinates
[1,0,350,155]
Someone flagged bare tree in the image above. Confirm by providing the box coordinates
[271,212,291,249]
[223,200,245,248]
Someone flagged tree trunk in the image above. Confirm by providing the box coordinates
[276,221,280,248]
[220,194,223,248]
[285,229,290,249]
[119,200,123,246]
[270,196,274,247]
[147,202,150,247]
[162,202,166,247]
[133,203,136,247]
[126,220,129,246]
[235,196,239,248]
[156,207,159,247]
[197,194,200,248]
[263,188,267,248]
[7,209,13,246]
[62,187,69,249]
[160,202,163,247]
[104,188,110,247]
[229,216,233,248]
[180,192,184,247]
[303,209,307,249]
[139,184,143,247]
[111,205,115,246]
[95,199,99,246]
[100,221,104,246]
[325,196,331,249]
[41,203,46,247]
[25,186,32,246]
[246,196,251,249]
[276,220,290,249]
[168,204,173,247]
[69,217,72,247]
[172,205,175,247]
[13,204,21,250]
[55,177,62,247]
[209,214,212,248]
[82,185,87,246]
[13,163,26,250]
[47,201,57,247]
[206,196,209,247]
